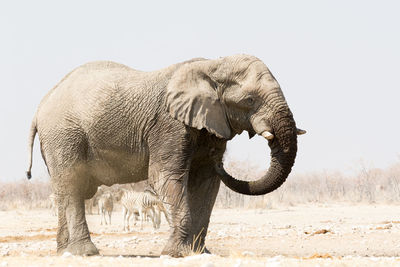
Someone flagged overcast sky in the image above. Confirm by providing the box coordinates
[0,1,399,181]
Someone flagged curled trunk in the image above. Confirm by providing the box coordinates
[216,109,298,196]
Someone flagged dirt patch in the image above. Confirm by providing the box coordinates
[380,220,400,224]
[0,234,56,243]
[304,229,333,235]
[26,227,58,232]
[303,253,334,259]
[371,224,392,230]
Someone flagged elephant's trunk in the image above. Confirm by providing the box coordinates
[216,106,298,196]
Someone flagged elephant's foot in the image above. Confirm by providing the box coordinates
[161,245,210,257]
[161,244,186,257]
[161,238,208,257]
[59,240,99,256]
[56,243,68,255]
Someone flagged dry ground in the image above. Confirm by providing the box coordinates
[1,204,400,266]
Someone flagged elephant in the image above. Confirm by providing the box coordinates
[26,55,305,257]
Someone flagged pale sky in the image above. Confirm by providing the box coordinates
[0,1,399,181]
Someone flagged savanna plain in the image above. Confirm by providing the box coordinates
[1,161,400,266]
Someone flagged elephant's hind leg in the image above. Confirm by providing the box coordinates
[43,129,98,255]
[64,194,98,255]
[56,194,69,253]
[53,171,99,256]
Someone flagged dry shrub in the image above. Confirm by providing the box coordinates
[0,179,52,210]
[216,160,400,208]
[0,178,149,211]
[2,160,400,210]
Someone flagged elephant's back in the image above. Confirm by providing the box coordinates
[37,61,140,106]
[34,60,159,159]
[35,61,141,125]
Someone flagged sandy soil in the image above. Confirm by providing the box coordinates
[1,204,400,266]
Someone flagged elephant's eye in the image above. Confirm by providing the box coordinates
[246,97,255,106]
[236,96,256,110]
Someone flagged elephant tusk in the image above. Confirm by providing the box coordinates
[261,131,274,140]
[297,128,307,135]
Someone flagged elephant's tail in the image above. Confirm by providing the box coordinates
[26,117,37,179]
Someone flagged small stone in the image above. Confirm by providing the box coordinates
[242,251,255,257]
[0,250,9,257]
[61,251,73,258]
[201,262,215,267]
[160,255,170,259]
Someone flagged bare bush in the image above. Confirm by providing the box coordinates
[2,161,400,210]
[216,160,400,208]
[0,179,52,210]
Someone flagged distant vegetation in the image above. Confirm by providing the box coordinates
[0,180,51,210]
[216,160,400,208]
[1,160,399,211]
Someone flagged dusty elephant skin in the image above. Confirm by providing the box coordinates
[26,55,304,257]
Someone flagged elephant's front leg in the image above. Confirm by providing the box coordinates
[155,178,192,257]
[187,166,221,254]
[150,171,193,257]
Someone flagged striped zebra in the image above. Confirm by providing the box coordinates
[152,199,169,229]
[98,192,114,225]
[49,193,57,216]
[120,189,168,231]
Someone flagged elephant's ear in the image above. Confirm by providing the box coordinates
[166,61,232,139]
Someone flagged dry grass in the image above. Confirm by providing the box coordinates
[0,179,51,210]
[2,160,400,210]
[0,179,148,211]
[181,228,206,256]
[216,160,400,208]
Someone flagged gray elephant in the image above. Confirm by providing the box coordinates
[26,55,305,257]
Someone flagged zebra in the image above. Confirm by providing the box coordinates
[120,189,168,231]
[85,187,103,215]
[98,192,114,225]
[152,199,169,229]
[49,193,57,216]
[85,198,95,215]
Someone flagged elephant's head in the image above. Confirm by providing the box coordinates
[166,55,305,195]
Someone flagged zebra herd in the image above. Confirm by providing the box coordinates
[49,188,168,231]
[121,189,169,231]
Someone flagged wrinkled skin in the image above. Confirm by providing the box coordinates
[26,55,303,257]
